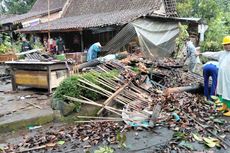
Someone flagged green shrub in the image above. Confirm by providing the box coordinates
[53,70,119,108]
[0,44,11,54]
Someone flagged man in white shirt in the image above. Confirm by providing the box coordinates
[184,38,196,72]
[197,36,230,116]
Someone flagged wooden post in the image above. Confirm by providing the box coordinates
[11,67,17,91]
[47,65,52,93]
[47,0,51,52]
[80,31,84,52]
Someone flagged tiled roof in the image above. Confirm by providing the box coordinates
[18,0,178,32]
[19,8,154,32]
[30,0,66,12]
[1,0,66,24]
[18,0,167,32]
[64,0,162,17]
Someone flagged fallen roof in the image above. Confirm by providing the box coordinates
[1,0,66,25]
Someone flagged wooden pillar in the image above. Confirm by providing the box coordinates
[47,66,52,94]
[11,67,17,91]
[80,31,84,52]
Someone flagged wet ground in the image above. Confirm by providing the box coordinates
[1,122,230,153]
[0,77,54,133]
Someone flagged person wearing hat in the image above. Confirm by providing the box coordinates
[87,42,102,61]
[197,36,230,116]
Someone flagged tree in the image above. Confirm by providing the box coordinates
[176,0,230,51]
[0,0,36,14]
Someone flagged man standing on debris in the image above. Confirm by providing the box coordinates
[87,42,102,61]
[203,61,219,101]
[197,36,230,116]
[184,38,196,72]
[21,37,32,52]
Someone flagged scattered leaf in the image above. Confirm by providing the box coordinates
[213,119,225,124]
[178,141,194,150]
[57,141,65,145]
[211,96,219,101]
[192,133,203,142]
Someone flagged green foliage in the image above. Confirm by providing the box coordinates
[0,32,12,54]
[0,44,10,54]
[173,132,188,141]
[175,23,189,57]
[30,36,44,50]
[176,0,230,51]
[176,0,193,17]
[0,0,36,14]
[200,13,227,52]
[131,66,140,73]
[94,146,114,153]
[116,132,127,149]
[53,70,119,107]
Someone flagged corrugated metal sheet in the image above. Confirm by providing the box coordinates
[102,23,137,52]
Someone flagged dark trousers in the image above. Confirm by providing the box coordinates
[203,64,218,100]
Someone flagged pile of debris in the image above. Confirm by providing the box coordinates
[3,53,230,152]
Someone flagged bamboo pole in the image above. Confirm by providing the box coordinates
[95,79,116,91]
[26,101,42,109]
[97,80,131,115]
[64,96,122,116]
[77,116,122,120]
[78,78,113,95]
[78,84,110,97]
[75,120,123,123]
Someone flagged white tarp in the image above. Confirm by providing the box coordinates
[132,19,179,59]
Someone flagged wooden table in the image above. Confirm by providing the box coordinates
[5,61,72,93]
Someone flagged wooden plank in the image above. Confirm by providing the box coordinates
[15,49,42,56]
[11,68,17,91]
[15,70,48,88]
[50,70,68,89]
[0,54,17,62]
[6,61,56,65]
[26,101,42,109]
[47,66,51,93]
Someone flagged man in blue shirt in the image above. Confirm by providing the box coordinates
[87,42,102,62]
[203,61,219,100]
